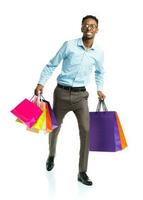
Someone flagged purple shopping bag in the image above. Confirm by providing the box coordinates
[89,100,127,152]
[11,98,42,128]
[42,99,58,129]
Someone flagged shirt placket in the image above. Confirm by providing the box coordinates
[71,51,87,87]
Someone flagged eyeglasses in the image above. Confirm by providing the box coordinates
[82,24,98,30]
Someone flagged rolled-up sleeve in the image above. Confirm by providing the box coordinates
[38,41,67,86]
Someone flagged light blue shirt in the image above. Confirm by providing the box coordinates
[38,38,104,91]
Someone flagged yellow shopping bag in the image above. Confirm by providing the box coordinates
[32,101,46,130]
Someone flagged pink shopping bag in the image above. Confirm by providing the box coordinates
[11,98,42,128]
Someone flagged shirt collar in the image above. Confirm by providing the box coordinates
[77,38,96,50]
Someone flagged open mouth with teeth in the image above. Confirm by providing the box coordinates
[86,32,92,35]
[85,32,93,37]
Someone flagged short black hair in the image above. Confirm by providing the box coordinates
[82,15,98,26]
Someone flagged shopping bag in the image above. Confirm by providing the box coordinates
[27,96,58,133]
[115,112,127,149]
[11,98,42,128]
[15,96,41,133]
[26,126,40,133]
[31,99,53,133]
[43,100,58,130]
[45,103,53,132]
[89,100,127,152]
[32,101,46,130]
[26,97,47,133]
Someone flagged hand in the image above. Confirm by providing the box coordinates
[34,84,44,96]
[97,91,106,100]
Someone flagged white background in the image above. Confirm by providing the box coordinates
[0,0,143,199]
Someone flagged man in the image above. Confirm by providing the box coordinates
[34,15,106,186]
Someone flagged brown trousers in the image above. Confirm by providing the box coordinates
[49,86,90,172]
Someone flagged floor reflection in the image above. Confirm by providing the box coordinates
[46,170,56,198]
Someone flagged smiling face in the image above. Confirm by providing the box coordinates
[81,18,98,40]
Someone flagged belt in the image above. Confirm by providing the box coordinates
[57,84,86,92]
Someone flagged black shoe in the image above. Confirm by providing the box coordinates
[46,156,54,171]
[78,172,93,186]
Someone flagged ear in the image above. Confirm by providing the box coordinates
[81,26,84,33]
